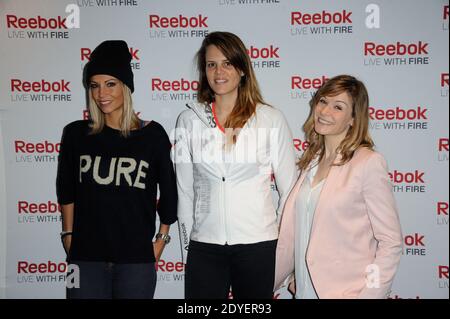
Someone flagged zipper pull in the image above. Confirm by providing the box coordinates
[222,177,226,182]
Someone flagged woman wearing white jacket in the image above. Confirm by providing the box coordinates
[172,32,297,299]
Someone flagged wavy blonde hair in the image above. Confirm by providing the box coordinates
[298,75,374,171]
[88,81,139,137]
[196,31,267,144]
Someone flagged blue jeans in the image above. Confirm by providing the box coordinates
[67,261,157,299]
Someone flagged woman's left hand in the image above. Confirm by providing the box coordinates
[153,240,166,262]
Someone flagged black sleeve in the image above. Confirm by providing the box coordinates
[56,123,76,205]
[155,125,178,225]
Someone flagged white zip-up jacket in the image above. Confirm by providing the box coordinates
[172,102,298,262]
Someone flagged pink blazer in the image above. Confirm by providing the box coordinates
[274,148,403,299]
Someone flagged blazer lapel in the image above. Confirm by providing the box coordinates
[308,154,344,247]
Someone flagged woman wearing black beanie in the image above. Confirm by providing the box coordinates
[56,40,178,299]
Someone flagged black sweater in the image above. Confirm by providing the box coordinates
[56,120,177,263]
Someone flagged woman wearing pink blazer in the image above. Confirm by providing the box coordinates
[274,75,403,299]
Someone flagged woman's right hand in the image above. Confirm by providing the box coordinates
[288,280,296,296]
[62,235,72,255]
[60,203,74,256]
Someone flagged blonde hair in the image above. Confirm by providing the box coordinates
[196,31,267,144]
[88,82,140,137]
[298,75,374,171]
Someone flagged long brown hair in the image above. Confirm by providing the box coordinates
[298,75,374,170]
[196,31,266,143]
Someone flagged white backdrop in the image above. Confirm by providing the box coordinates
[0,0,448,299]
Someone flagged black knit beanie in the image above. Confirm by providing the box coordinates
[85,40,134,92]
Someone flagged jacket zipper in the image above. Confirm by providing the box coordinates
[222,176,228,245]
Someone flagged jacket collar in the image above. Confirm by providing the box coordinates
[186,102,259,131]
[186,102,216,129]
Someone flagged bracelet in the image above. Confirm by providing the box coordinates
[60,231,73,239]
[155,233,171,244]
